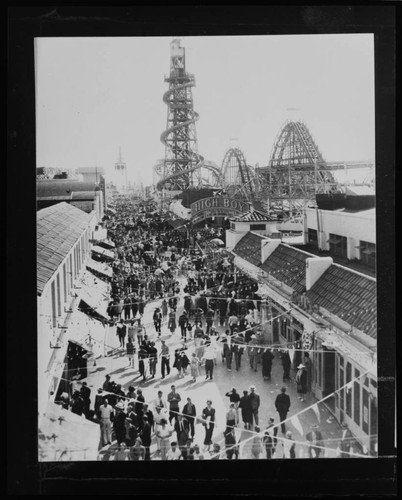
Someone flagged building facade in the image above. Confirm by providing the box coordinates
[227,220,377,454]
[37,203,97,415]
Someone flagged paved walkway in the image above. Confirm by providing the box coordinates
[82,274,350,460]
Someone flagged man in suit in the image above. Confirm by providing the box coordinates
[174,414,190,455]
[274,386,291,433]
[248,385,261,427]
[306,423,324,458]
[263,417,278,459]
[182,397,197,439]
[139,415,152,460]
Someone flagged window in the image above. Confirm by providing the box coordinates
[308,228,318,247]
[339,366,344,410]
[335,355,339,408]
[63,263,67,302]
[354,369,361,426]
[50,281,57,328]
[250,224,266,231]
[346,362,352,417]
[231,222,236,230]
[328,233,347,258]
[56,273,61,316]
[359,241,376,269]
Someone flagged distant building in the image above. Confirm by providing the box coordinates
[302,189,375,273]
[36,179,104,222]
[36,167,76,180]
[76,167,107,209]
[113,148,128,193]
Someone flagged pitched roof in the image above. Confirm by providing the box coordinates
[306,265,377,338]
[259,244,309,294]
[232,209,274,222]
[233,232,265,266]
[37,203,92,296]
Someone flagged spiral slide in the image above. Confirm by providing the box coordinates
[157,80,222,191]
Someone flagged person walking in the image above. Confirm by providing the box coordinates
[306,423,324,458]
[148,341,158,378]
[129,437,146,461]
[275,386,291,434]
[283,430,296,459]
[116,321,127,348]
[248,385,261,428]
[80,382,91,419]
[239,390,253,430]
[222,337,233,371]
[174,414,189,453]
[250,426,263,459]
[232,333,245,371]
[168,308,176,334]
[201,342,216,380]
[226,403,238,428]
[126,338,136,368]
[153,307,162,336]
[113,401,127,445]
[167,385,181,424]
[160,340,170,379]
[189,352,201,382]
[263,418,278,459]
[127,320,136,344]
[281,349,292,382]
[139,416,152,460]
[161,299,168,319]
[178,311,188,340]
[99,398,114,446]
[202,400,216,451]
[182,397,197,439]
[156,418,173,460]
[295,363,308,402]
[262,348,274,380]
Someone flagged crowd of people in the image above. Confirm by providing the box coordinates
[60,195,357,460]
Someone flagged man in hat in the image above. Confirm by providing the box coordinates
[178,311,188,340]
[306,423,324,458]
[248,336,259,372]
[94,388,105,419]
[160,340,170,379]
[248,385,261,427]
[274,386,291,433]
[113,401,127,444]
[99,398,114,446]
[339,422,354,458]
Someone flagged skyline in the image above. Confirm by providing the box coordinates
[35,34,375,185]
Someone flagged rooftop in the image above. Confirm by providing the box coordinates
[306,264,377,339]
[233,232,266,267]
[232,209,274,223]
[293,243,376,278]
[259,243,310,294]
[36,179,100,198]
[37,203,92,296]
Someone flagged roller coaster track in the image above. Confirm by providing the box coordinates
[157,80,222,191]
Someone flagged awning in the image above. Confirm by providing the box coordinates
[67,309,107,359]
[105,207,116,214]
[38,401,100,461]
[96,239,115,250]
[362,248,376,255]
[86,258,113,282]
[92,228,108,241]
[327,237,343,245]
[91,245,115,262]
[77,270,110,322]
[168,219,188,229]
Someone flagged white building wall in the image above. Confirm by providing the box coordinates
[305,207,376,258]
[37,212,97,415]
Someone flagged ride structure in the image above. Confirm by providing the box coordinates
[156,39,222,192]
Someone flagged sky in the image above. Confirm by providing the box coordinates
[35,34,375,186]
